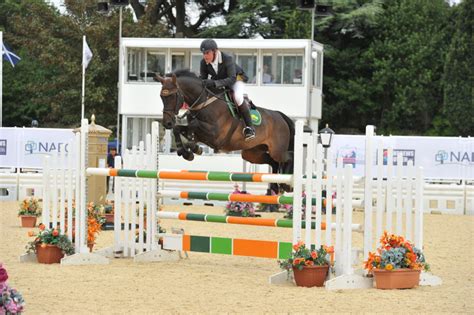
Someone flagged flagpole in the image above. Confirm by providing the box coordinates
[1,31,3,127]
[81,35,86,121]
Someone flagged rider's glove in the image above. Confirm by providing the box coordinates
[204,79,216,88]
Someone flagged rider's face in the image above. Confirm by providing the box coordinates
[203,50,215,64]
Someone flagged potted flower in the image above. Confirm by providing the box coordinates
[26,224,75,264]
[0,264,26,314]
[279,242,332,287]
[225,184,256,217]
[364,231,430,289]
[104,202,114,223]
[18,197,41,228]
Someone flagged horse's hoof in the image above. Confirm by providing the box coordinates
[183,151,194,161]
[194,146,203,155]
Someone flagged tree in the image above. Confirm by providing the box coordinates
[438,0,474,136]
[315,0,384,133]
[365,0,451,135]
[129,0,228,37]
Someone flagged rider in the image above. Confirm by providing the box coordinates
[199,39,256,141]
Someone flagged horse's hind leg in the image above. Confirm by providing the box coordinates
[242,147,281,194]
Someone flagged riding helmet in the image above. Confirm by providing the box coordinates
[200,39,218,52]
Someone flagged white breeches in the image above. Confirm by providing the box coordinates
[232,80,245,106]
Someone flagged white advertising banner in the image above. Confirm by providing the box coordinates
[330,134,474,180]
[0,128,76,169]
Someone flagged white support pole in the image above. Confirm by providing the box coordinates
[151,122,159,250]
[79,119,88,253]
[42,157,50,229]
[395,152,403,235]
[304,132,314,247]
[292,120,304,244]
[386,147,394,232]
[405,160,414,241]
[74,131,81,253]
[375,138,384,242]
[314,143,323,248]
[51,154,58,229]
[325,146,333,246]
[334,157,343,276]
[59,149,66,233]
[415,167,424,249]
[66,141,74,241]
[363,125,374,259]
[343,164,354,276]
[114,156,122,255]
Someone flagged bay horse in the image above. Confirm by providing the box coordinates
[156,69,295,191]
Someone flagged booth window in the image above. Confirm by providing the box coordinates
[312,50,322,88]
[190,53,202,76]
[262,53,303,85]
[127,48,143,81]
[145,51,165,81]
[172,53,186,72]
[127,49,165,82]
[276,54,303,85]
[234,53,257,84]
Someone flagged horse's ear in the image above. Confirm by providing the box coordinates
[172,74,177,85]
[154,75,165,83]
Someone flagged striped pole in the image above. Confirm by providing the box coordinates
[159,190,296,205]
[86,168,293,184]
[157,211,362,231]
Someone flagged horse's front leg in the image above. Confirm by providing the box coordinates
[173,127,195,161]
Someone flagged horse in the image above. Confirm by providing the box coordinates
[155,69,295,192]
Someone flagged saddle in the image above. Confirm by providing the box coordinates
[224,90,261,121]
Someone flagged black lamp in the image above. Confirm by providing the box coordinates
[319,124,335,148]
[97,2,109,13]
[111,0,129,6]
[297,0,315,9]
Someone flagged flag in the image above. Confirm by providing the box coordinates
[2,42,21,67]
[82,37,93,69]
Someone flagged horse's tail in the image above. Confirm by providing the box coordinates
[277,111,295,176]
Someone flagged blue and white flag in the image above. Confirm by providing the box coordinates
[2,42,21,67]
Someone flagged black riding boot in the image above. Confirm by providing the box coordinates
[238,101,256,141]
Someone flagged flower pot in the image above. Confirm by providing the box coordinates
[373,269,421,289]
[20,215,37,228]
[36,244,64,264]
[292,265,329,288]
[104,213,114,223]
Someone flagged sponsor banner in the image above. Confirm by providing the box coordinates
[0,128,76,169]
[329,135,474,180]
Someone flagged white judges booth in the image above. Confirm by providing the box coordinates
[118,38,324,150]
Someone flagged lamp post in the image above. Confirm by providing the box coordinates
[98,0,128,154]
[319,124,335,176]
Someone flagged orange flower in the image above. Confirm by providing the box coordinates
[52,229,59,237]
[385,264,394,271]
[27,231,35,237]
[306,260,314,266]
[324,245,335,254]
[40,243,47,248]
[39,223,45,231]
[311,251,318,259]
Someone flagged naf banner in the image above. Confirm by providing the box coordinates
[329,135,474,180]
[0,127,76,168]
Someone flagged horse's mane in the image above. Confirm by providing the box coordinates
[173,69,199,79]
